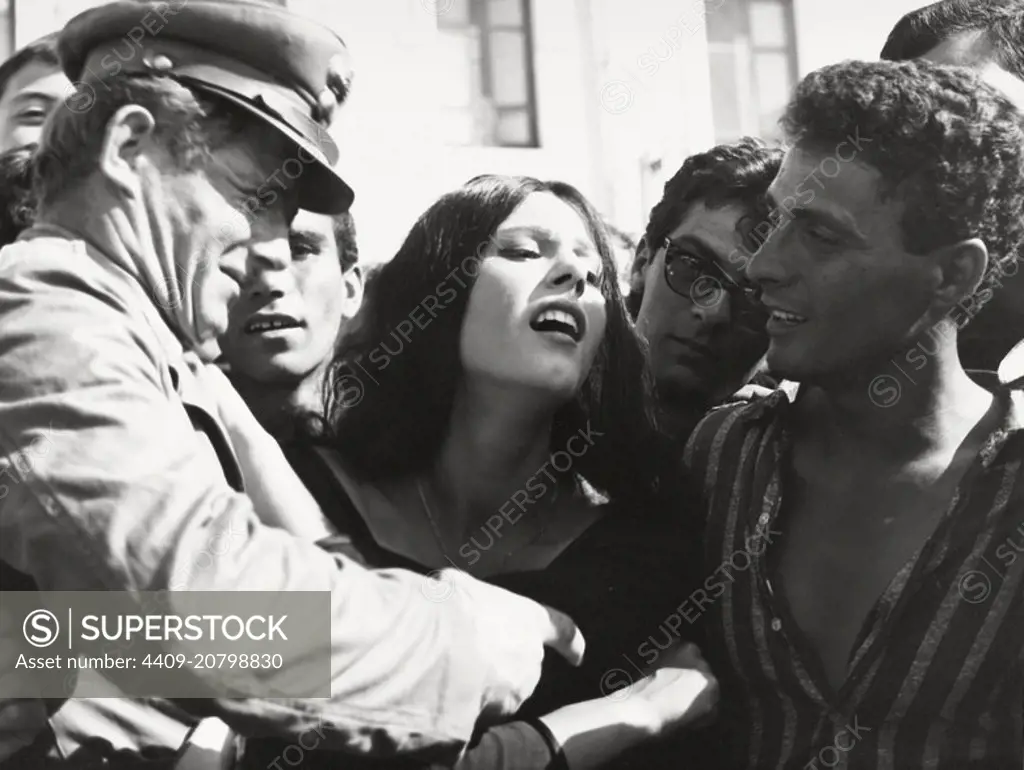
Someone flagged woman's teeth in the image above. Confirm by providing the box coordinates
[535,309,579,335]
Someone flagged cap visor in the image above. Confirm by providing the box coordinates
[190,82,354,215]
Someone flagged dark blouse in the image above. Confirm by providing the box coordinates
[238,445,723,769]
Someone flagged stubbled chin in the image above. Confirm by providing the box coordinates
[765,347,804,380]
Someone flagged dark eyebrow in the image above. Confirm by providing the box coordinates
[765,184,868,244]
[289,229,328,249]
[497,225,555,240]
[669,233,755,287]
[668,234,726,266]
[496,225,594,254]
[10,92,56,107]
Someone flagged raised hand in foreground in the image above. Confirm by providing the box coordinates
[442,641,717,770]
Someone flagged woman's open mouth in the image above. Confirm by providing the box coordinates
[529,302,586,343]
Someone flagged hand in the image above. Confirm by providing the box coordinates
[535,643,715,769]
[621,642,718,737]
[444,570,584,720]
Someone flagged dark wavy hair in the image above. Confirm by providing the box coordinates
[331,210,358,272]
[0,33,59,104]
[627,138,783,317]
[0,144,36,247]
[782,59,1024,311]
[881,0,1024,78]
[318,174,670,505]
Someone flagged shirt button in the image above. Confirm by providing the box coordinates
[771,618,782,631]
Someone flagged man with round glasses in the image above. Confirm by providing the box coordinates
[627,138,782,438]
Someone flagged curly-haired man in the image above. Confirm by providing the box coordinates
[628,138,782,438]
[685,59,1024,768]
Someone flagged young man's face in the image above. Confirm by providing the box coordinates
[751,145,941,382]
[634,201,769,410]
[0,59,68,152]
[221,209,362,385]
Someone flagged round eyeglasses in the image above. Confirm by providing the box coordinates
[661,237,768,335]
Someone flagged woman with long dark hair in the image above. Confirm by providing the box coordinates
[241,175,715,769]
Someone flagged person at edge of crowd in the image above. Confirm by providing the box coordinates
[0,2,585,768]
[239,174,720,770]
[220,210,363,442]
[626,138,780,439]
[881,0,1024,373]
[686,59,1024,769]
[0,33,68,154]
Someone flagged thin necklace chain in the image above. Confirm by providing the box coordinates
[415,477,556,571]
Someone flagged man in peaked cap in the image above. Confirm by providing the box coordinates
[0,0,583,766]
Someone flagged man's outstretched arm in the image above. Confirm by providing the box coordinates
[0,263,582,762]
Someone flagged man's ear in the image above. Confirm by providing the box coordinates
[932,237,988,309]
[341,265,363,320]
[98,105,157,197]
[629,238,653,297]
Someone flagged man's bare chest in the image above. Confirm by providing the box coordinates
[774,473,958,687]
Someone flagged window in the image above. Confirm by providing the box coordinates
[705,0,797,144]
[436,0,538,147]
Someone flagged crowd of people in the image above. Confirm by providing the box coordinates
[0,0,1022,768]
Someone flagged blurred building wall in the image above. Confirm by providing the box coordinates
[793,0,929,76]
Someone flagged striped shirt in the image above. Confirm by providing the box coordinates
[683,385,1024,769]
